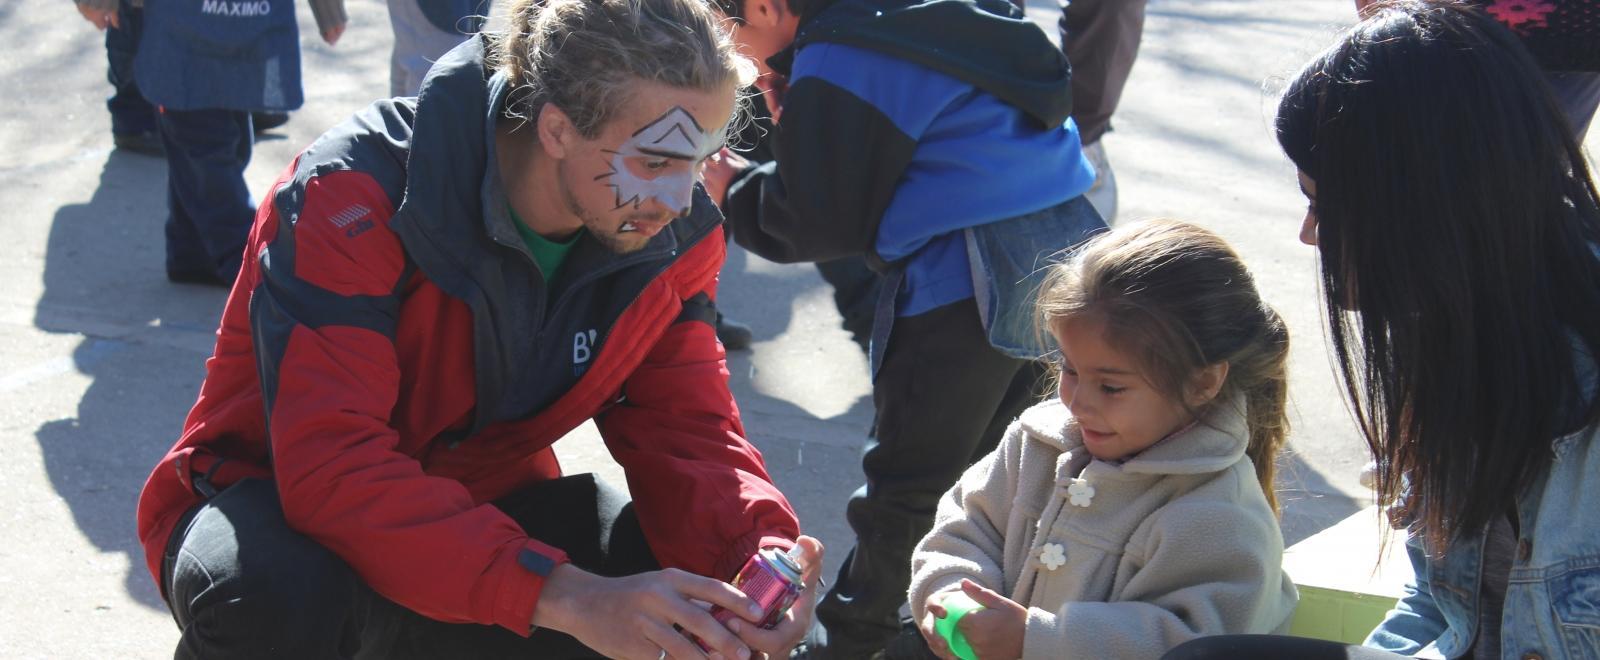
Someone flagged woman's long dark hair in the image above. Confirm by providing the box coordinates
[1276,0,1600,551]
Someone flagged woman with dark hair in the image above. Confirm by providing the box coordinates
[1164,1,1600,658]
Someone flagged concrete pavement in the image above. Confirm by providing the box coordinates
[3,0,1591,656]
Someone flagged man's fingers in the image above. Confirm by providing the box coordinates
[641,619,706,660]
[730,611,801,654]
[663,596,747,660]
[793,536,825,584]
[670,570,762,622]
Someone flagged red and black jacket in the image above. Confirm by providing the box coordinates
[135,37,800,634]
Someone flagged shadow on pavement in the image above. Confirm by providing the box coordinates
[33,152,227,611]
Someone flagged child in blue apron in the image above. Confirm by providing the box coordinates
[101,0,344,285]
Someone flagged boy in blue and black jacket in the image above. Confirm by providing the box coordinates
[704,0,1106,655]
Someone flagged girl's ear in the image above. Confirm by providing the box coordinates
[1187,362,1230,407]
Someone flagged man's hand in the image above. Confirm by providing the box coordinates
[919,579,1026,660]
[534,563,765,660]
[728,536,825,658]
[75,2,119,30]
[700,147,750,209]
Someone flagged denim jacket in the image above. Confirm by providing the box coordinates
[1365,423,1600,659]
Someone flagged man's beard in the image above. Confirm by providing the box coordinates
[560,167,653,255]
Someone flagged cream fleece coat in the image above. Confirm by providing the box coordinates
[908,397,1298,659]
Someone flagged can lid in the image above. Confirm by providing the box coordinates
[765,546,805,582]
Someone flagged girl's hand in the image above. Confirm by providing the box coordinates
[954,579,1026,660]
[919,590,961,660]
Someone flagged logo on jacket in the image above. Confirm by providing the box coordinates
[329,204,375,238]
[202,0,273,17]
[573,329,598,376]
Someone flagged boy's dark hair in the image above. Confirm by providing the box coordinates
[1277,0,1600,550]
[711,0,808,22]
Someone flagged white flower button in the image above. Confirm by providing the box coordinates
[1067,478,1095,507]
[1039,543,1067,571]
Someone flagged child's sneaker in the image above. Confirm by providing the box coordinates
[113,130,165,157]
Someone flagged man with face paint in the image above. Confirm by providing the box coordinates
[133,0,823,658]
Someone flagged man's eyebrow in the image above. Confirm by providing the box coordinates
[635,147,700,160]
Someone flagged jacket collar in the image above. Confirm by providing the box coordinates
[1020,395,1250,477]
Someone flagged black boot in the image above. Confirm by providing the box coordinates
[716,312,754,351]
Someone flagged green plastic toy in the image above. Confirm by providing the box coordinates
[933,592,985,660]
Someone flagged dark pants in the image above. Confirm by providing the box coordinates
[162,475,658,659]
[1059,0,1148,145]
[158,107,256,283]
[1161,635,1407,660]
[105,4,156,137]
[812,297,1049,657]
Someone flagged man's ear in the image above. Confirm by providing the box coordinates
[536,102,577,159]
[1187,362,1230,408]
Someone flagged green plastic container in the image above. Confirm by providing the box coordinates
[934,592,985,660]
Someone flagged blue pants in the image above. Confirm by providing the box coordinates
[106,4,155,137]
[157,107,255,284]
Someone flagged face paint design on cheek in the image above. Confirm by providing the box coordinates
[596,106,719,226]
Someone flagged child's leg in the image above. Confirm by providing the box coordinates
[105,4,160,155]
[812,297,1045,658]
[156,108,254,285]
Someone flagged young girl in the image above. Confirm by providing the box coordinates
[908,220,1299,660]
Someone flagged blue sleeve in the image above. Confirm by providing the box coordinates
[722,44,967,265]
[1364,530,1449,654]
